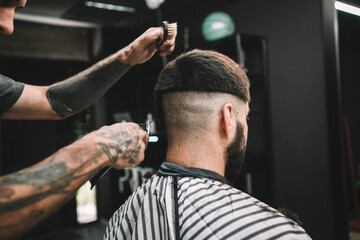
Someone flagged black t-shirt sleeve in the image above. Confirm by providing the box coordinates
[0,74,25,116]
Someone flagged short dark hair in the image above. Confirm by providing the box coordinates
[154,49,250,128]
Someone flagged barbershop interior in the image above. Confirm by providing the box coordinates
[0,0,360,239]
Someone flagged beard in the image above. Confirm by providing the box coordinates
[224,121,247,184]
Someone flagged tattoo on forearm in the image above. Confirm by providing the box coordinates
[0,159,95,215]
[0,146,102,232]
[46,53,131,117]
[0,124,143,236]
[95,127,141,166]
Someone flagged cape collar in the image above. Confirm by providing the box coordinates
[157,162,227,184]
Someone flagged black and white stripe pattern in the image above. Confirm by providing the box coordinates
[103,175,311,240]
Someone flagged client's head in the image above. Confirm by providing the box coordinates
[154,49,250,181]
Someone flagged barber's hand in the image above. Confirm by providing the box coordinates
[121,27,175,66]
[90,122,149,169]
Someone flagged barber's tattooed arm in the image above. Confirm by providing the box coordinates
[46,54,131,118]
[0,27,175,120]
[46,26,174,119]
[0,123,148,240]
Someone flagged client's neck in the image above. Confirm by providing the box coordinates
[165,134,226,176]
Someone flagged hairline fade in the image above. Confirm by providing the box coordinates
[154,49,250,128]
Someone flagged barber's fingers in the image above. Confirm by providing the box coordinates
[159,39,175,56]
[159,39,175,50]
[140,26,176,53]
[159,46,175,57]
[95,122,149,169]
[141,27,163,45]
[133,123,150,148]
[116,123,149,168]
[127,27,175,64]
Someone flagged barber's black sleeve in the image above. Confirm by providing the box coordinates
[0,74,25,116]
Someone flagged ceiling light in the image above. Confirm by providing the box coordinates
[14,13,100,28]
[202,12,235,42]
[144,0,165,10]
[335,1,360,17]
[84,1,136,13]
[149,136,159,143]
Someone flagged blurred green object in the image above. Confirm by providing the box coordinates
[202,12,235,41]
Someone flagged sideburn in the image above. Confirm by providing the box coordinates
[225,122,246,185]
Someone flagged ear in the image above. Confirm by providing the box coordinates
[222,103,235,139]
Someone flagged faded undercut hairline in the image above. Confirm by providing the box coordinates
[162,91,247,133]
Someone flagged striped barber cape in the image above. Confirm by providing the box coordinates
[103,162,311,240]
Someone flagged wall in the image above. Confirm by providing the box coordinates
[221,0,346,239]
[0,21,91,61]
[338,9,360,225]
[163,0,347,239]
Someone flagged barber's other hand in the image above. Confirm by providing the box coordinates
[121,27,175,66]
[89,122,149,169]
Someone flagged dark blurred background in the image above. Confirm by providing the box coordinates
[1,0,360,239]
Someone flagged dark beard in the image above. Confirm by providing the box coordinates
[224,121,246,184]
